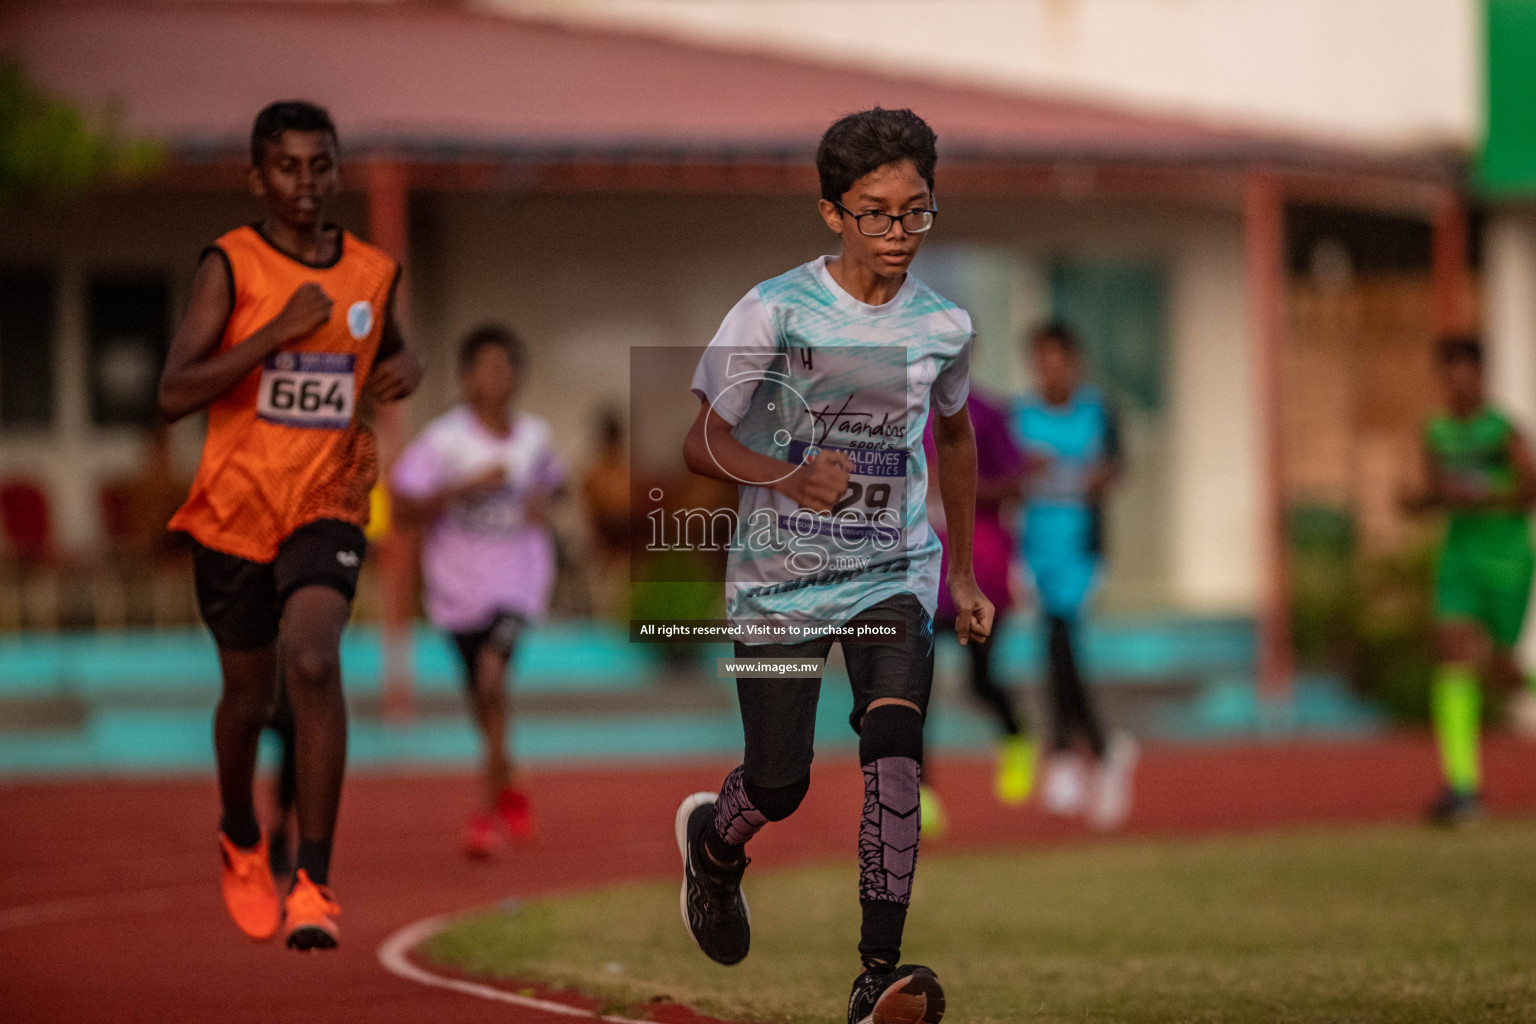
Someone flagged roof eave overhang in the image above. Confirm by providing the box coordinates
[138,135,1465,216]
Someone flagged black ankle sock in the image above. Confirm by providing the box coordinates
[858,899,906,969]
[220,809,261,849]
[700,818,745,869]
[295,840,332,887]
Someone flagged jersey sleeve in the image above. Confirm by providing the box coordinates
[930,334,973,418]
[690,290,777,426]
[390,424,447,499]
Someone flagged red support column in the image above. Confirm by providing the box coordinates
[366,159,415,720]
[1244,170,1294,705]
[1432,192,1472,336]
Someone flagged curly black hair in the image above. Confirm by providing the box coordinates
[1437,334,1483,367]
[1029,322,1082,355]
[250,100,337,166]
[458,323,528,374]
[815,107,937,203]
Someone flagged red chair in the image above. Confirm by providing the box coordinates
[0,478,60,629]
[0,479,52,564]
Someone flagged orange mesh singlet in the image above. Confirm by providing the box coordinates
[169,226,398,563]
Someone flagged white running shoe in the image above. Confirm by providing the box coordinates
[1041,754,1086,816]
[1089,732,1140,831]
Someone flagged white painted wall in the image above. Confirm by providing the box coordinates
[1169,218,1258,612]
[1483,213,1536,669]
[1486,215,1536,429]
[497,0,1478,147]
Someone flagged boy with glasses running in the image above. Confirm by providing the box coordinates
[676,107,988,1024]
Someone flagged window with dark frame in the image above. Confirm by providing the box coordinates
[1048,259,1169,413]
[0,270,57,430]
[88,274,170,427]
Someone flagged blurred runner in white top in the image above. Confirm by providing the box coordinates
[391,323,564,856]
[393,328,564,632]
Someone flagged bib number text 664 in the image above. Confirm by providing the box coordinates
[268,377,347,414]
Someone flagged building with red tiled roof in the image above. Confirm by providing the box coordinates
[0,1,1475,684]
[5,1,1462,174]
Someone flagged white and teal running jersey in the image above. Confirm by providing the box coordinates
[691,256,973,637]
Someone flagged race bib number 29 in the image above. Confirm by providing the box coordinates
[257,352,355,429]
[785,439,905,543]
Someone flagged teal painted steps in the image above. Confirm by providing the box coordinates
[0,623,660,699]
[0,615,1257,699]
[0,615,1382,777]
[1154,673,1385,740]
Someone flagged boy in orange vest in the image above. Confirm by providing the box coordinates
[159,101,422,951]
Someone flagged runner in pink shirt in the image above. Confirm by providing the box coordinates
[391,324,564,857]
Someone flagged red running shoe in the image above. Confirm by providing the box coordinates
[282,869,340,951]
[497,787,536,840]
[462,811,501,859]
[219,832,280,941]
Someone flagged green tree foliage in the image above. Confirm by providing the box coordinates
[0,59,159,204]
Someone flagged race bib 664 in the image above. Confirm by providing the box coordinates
[257,352,355,429]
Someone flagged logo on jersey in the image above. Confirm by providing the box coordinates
[347,301,374,340]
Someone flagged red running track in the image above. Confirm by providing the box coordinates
[3,734,1535,1024]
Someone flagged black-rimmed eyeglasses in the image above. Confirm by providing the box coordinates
[832,201,938,237]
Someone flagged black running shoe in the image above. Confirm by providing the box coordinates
[675,791,750,965]
[1427,787,1483,827]
[847,964,946,1024]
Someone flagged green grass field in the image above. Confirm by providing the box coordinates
[424,821,1536,1023]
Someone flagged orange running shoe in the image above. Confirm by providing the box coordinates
[283,869,340,951]
[497,787,536,840]
[462,811,501,859]
[219,832,280,941]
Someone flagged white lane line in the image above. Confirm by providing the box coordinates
[376,910,654,1024]
[0,885,201,933]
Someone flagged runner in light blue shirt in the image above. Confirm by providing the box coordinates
[1012,322,1137,831]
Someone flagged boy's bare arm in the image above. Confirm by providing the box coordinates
[391,465,507,527]
[934,403,994,645]
[1506,430,1536,511]
[367,296,423,402]
[1402,439,1443,514]
[367,274,423,403]
[157,252,332,422]
[1409,431,1536,514]
[682,400,850,512]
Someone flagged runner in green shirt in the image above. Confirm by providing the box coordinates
[1408,335,1536,825]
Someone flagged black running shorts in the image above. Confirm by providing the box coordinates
[450,610,526,685]
[191,518,367,652]
[733,592,935,789]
